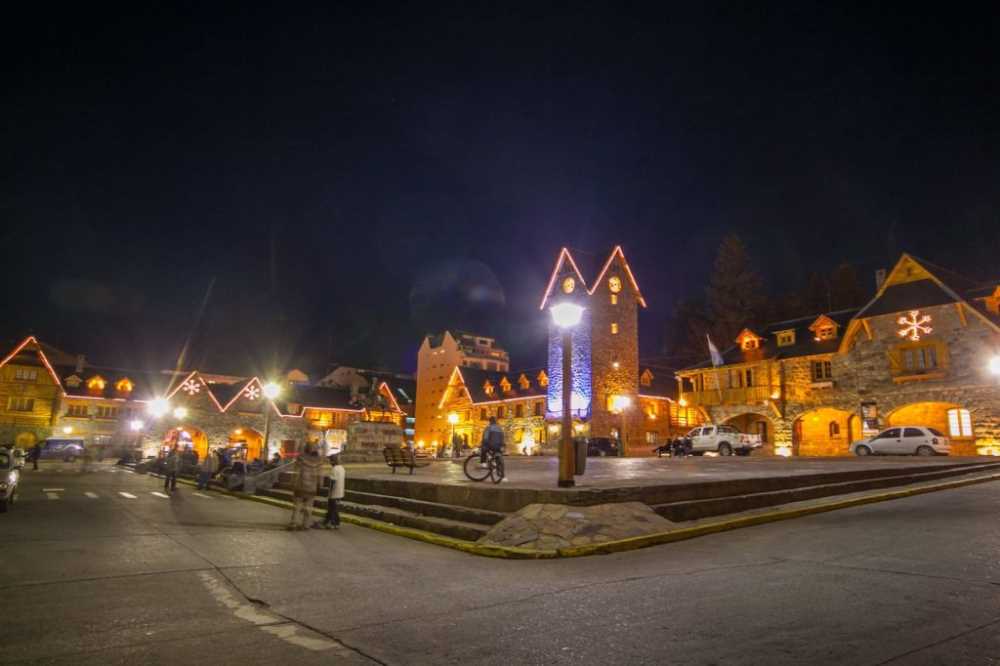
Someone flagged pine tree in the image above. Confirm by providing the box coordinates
[828,263,865,310]
[706,234,766,345]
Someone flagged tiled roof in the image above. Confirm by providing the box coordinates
[55,365,163,401]
[455,366,546,404]
[855,279,957,319]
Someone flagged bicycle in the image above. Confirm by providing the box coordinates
[463,448,505,484]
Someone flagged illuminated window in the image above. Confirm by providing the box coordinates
[640,369,653,387]
[828,421,840,437]
[96,406,119,420]
[14,368,38,382]
[817,326,836,340]
[610,293,618,305]
[479,408,487,421]
[66,404,88,418]
[500,377,511,393]
[645,432,657,444]
[537,371,548,388]
[496,405,504,418]
[812,361,833,381]
[87,375,106,391]
[776,330,795,347]
[742,338,758,351]
[611,322,619,335]
[518,374,530,390]
[533,401,543,416]
[947,408,973,438]
[7,397,34,412]
[483,381,494,396]
[904,345,938,372]
[115,378,133,393]
[515,403,524,418]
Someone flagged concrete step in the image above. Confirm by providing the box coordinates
[257,487,491,541]
[344,490,506,526]
[654,461,1000,521]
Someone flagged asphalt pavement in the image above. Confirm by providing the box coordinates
[4,460,1000,665]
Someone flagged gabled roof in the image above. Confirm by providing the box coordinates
[539,246,647,309]
[638,367,678,399]
[0,336,65,392]
[439,366,547,407]
[55,365,160,401]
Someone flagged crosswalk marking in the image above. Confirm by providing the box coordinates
[118,492,137,499]
[193,492,212,499]
[46,492,60,500]
[151,491,170,499]
[42,488,64,492]
[85,492,99,498]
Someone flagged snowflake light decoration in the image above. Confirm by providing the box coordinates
[897,310,932,342]
[243,384,261,400]
[182,378,201,395]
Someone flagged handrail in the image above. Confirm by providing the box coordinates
[242,460,296,493]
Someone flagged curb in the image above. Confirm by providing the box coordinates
[167,470,1000,559]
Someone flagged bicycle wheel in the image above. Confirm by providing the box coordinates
[463,453,491,482]
[490,454,505,483]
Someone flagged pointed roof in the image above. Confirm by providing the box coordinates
[0,336,65,393]
[539,245,647,309]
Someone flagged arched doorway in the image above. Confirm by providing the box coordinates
[887,402,975,455]
[164,426,208,460]
[228,427,264,462]
[793,408,855,456]
[723,413,774,452]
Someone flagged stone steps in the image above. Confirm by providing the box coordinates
[344,489,506,526]
[257,486,493,541]
[653,461,1000,521]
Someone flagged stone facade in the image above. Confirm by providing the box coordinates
[678,255,1000,457]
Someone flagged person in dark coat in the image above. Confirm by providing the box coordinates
[31,442,41,470]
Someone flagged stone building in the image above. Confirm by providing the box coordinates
[0,336,408,459]
[676,254,1000,456]
[426,246,703,456]
[414,331,510,450]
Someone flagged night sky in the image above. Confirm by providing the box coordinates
[5,4,998,378]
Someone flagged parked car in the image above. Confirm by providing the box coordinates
[685,425,763,456]
[37,438,86,462]
[0,450,19,512]
[850,426,950,456]
[1,446,26,469]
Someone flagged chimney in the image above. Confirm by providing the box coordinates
[74,354,86,374]
[875,269,887,290]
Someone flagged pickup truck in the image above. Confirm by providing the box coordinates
[684,425,762,456]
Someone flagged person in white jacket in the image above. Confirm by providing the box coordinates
[315,453,345,530]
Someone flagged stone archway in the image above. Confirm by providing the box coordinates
[887,402,975,455]
[165,426,209,460]
[722,412,775,453]
[793,408,856,456]
[228,427,264,462]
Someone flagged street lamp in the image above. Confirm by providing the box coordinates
[550,302,584,488]
[148,398,169,418]
[611,394,631,457]
[262,382,281,460]
[172,406,188,420]
[989,356,1000,377]
[447,412,459,458]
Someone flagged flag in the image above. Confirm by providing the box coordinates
[707,335,724,367]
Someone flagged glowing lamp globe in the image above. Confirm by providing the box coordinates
[173,406,188,419]
[262,382,281,400]
[148,398,170,418]
[990,356,1000,376]
[550,302,584,329]
[447,412,459,425]
[611,395,632,412]
[129,419,144,432]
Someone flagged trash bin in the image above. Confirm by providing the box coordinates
[575,438,588,475]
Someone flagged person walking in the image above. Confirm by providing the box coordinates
[288,445,322,530]
[31,442,41,471]
[315,453,345,530]
[197,448,218,490]
[163,446,180,492]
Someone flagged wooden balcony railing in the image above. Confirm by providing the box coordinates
[679,386,773,407]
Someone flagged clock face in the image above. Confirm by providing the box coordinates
[561,276,576,294]
[608,276,622,293]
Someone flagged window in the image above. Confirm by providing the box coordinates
[483,381,494,396]
[947,408,973,438]
[14,367,38,382]
[812,361,833,381]
[645,432,657,444]
[742,338,759,351]
[875,428,901,440]
[7,397,34,412]
[96,406,119,420]
[904,346,938,372]
[515,403,524,418]
[480,408,487,421]
[776,330,795,347]
[816,326,836,340]
[67,404,88,418]
[496,406,504,419]
[829,421,840,437]
[610,293,618,305]
[533,401,543,417]
[745,368,754,387]
[903,427,925,438]
[610,322,619,335]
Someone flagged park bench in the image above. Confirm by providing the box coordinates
[383,446,431,475]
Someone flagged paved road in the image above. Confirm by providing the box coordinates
[4,462,1000,665]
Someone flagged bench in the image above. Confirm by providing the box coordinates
[383,446,431,474]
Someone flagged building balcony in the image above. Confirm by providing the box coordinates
[679,386,773,407]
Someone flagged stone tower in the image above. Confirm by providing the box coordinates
[539,247,647,454]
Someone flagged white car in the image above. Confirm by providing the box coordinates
[685,425,763,456]
[850,426,950,457]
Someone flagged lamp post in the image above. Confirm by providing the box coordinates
[612,394,631,457]
[550,302,584,488]
[262,382,281,459]
[447,412,459,458]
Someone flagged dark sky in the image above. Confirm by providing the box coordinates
[4,3,998,377]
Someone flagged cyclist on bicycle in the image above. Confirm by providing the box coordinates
[480,416,505,465]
